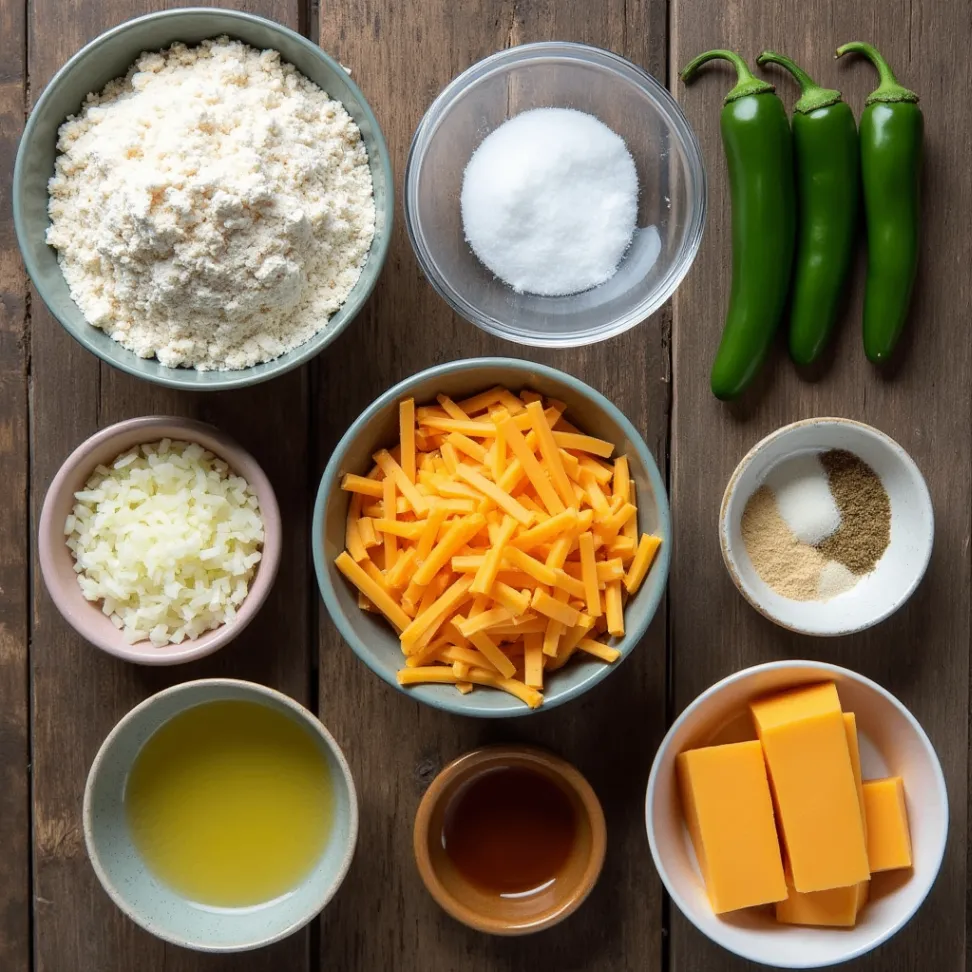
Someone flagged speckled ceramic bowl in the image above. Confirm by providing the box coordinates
[84,679,358,952]
[13,7,392,390]
[38,416,281,665]
[312,357,672,717]
[720,419,934,637]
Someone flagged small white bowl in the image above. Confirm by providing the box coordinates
[720,418,933,636]
[646,660,948,969]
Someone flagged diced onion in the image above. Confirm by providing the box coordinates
[64,440,264,647]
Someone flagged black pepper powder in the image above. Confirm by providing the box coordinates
[815,449,891,573]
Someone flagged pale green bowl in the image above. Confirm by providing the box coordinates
[313,357,672,717]
[83,679,358,952]
[13,8,392,390]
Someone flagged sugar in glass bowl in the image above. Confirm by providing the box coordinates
[404,42,706,348]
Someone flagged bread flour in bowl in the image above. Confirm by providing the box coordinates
[14,8,392,390]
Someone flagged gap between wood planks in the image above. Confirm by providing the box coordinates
[20,0,35,966]
[660,3,675,971]
[301,1,321,969]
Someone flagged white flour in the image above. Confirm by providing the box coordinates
[47,37,376,371]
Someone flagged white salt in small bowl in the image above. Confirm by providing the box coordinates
[720,419,933,637]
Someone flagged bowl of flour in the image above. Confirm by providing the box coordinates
[13,8,392,389]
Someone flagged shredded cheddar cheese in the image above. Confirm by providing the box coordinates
[333,385,663,708]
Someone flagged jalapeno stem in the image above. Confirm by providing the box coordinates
[680,49,775,104]
[835,42,919,104]
[756,51,842,113]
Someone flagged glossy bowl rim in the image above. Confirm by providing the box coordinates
[312,356,672,718]
[719,417,935,637]
[12,6,394,391]
[644,659,949,969]
[37,416,282,665]
[412,744,607,935]
[82,677,359,952]
[403,40,707,349]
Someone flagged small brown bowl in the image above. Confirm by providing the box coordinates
[413,745,606,935]
[38,416,281,666]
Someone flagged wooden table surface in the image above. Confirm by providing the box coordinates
[2,0,969,969]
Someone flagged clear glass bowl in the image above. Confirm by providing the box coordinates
[405,42,706,348]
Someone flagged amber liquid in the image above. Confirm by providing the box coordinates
[442,767,577,896]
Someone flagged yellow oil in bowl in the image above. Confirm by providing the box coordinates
[126,699,334,908]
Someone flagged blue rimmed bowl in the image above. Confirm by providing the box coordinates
[84,678,358,951]
[312,357,671,717]
[13,7,392,390]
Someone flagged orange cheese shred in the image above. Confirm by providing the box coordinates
[400,398,416,484]
[336,385,662,708]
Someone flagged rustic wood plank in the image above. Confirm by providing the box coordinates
[669,1,970,969]
[316,1,668,969]
[27,2,311,971]
[0,0,31,967]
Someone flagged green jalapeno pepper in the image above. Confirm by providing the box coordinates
[836,42,922,363]
[680,51,796,400]
[757,52,859,366]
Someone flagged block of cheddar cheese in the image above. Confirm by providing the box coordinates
[775,876,867,927]
[863,777,912,872]
[844,713,867,840]
[776,711,871,925]
[676,740,787,914]
[750,682,870,893]
[844,712,871,912]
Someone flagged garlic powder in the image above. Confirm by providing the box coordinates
[47,37,376,371]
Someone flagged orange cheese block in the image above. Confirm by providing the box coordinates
[750,682,869,893]
[844,713,867,840]
[843,712,871,909]
[862,777,912,872]
[857,879,870,913]
[775,876,867,927]
[778,711,870,924]
[676,740,787,914]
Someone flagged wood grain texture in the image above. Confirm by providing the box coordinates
[12,0,971,969]
[0,0,30,967]
[669,1,971,970]
[26,2,311,971]
[315,1,668,970]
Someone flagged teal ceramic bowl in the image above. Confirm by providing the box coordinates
[12,8,392,391]
[83,679,358,952]
[312,358,671,717]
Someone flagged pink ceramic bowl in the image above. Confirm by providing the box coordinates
[38,416,281,665]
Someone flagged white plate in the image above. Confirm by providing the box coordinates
[720,418,934,636]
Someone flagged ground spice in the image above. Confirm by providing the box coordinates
[740,486,828,600]
[815,449,891,573]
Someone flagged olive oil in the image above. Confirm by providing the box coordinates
[442,767,576,896]
[126,700,333,908]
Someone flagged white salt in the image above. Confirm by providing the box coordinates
[764,453,841,545]
[460,107,638,296]
[818,560,858,600]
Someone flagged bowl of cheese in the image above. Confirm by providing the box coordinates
[13,8,392,389]
[312,357,671,717]
[646,660,948,968]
